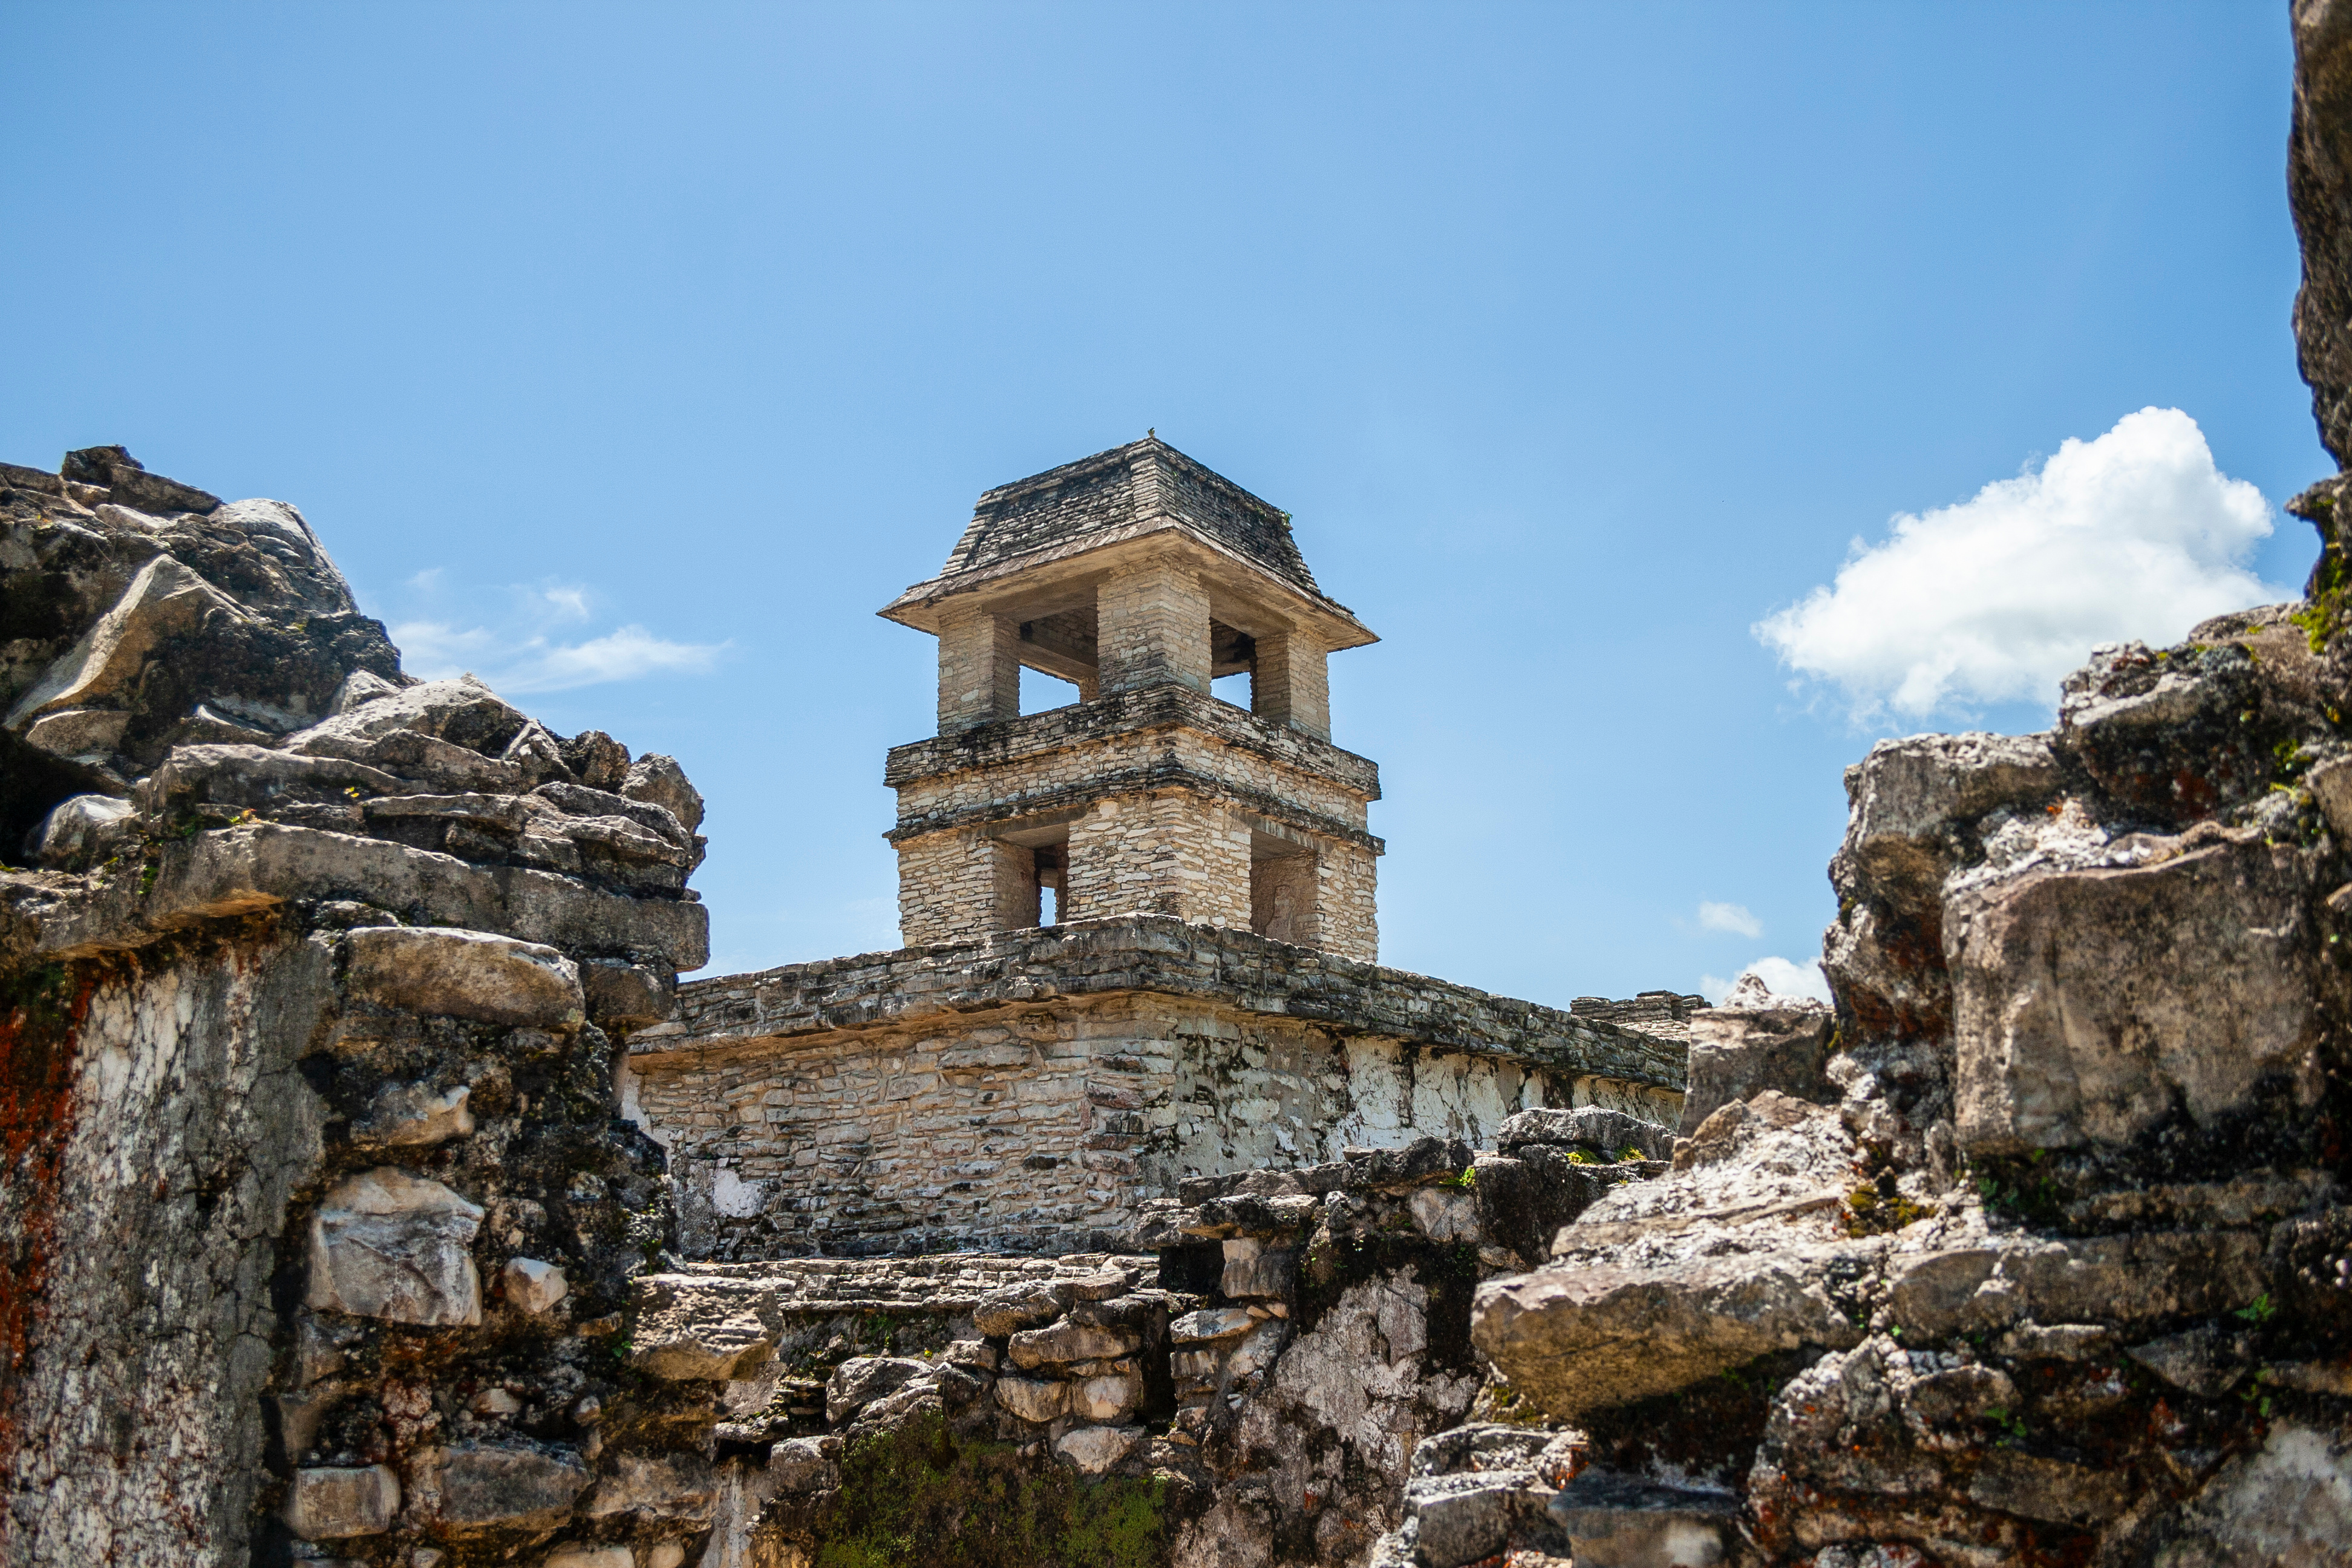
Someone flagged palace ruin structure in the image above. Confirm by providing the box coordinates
[626,439,1688,1261]
[13,15,2352,1562]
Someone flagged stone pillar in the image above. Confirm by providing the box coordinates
[1066,794,1250,927]
[1312,841,1379,962]
[1251,630,1329,740]
[937,603,1021,734]
[1250,852,1319,946]
[1096,558,1210,697]
[898,831,1037,945]
[991,840,1042,932]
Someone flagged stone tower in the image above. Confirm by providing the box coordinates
[878,437,1383,958]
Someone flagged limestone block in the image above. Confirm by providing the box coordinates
[23,705,128,757]
[1224,1319,1289,1380]
[1169,1307,1255,1344]
[826,1356,930,1423]
[543,1549,633,1568]
[419,1442,593,1532]
[283,1465,400,1539]
[1074,1372,1142,1423]
[30,793,135,871]
[1054,1425,1143,1475]
[1472,1254,1864,1419]
[944,1339,999,1371]
[1408,1188,1480,1244]
[1545,1470,1740,1568]
[1497,1105,1671,1160]
[302,724,524,793]
[624,752,705,833]
[1675,1000,1834,1136]
[503,1258,569,1316]
[995,1375,1069,1424]
[584,1451,716,1520]
[1949,838,2316,1154]
[27,823,710,969]
[973,1282,1074,1337]
[6,554,246,729]
[1403,1471,1548,1568]
[345,925,586,1031]
[151,739,405,804]
[769,1436,841,1493]
[1220,1238,1295,1299]
[629,1293,774,1381]
[1007,1320,1140,1369]
[351,1082,474,1148]
[1966,1449,2132,1526]
[283,675,528,759]
[584,958,676,1030]
[305,1169,485,1326]
[2126,1324,2255,1397]
[2157,1420,2352,1562]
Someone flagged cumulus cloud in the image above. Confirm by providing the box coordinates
[1699,956,1832,1005]
[1697,900,1763,938]
[1756,408,2282,719]
[382,577,727,696]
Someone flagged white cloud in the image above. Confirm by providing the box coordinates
[1755,408,2282,719]
[1697,900,1763,938]
[1699,956,1833,1005]
[384,572,727,697]
[391,619,726,694]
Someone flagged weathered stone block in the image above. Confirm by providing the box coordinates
[419,1442,592,1532]
[502,1257,568,1316]
[1546,1470,1740,1568]
[1054,1425,1143,1475]
[826,1357,931,1424]
[1473,1254,1863,1419]
[1404,1470,1549,1568]
[1949,838,2316,1154]
[283,1465,400,1539]
[1008,1320,1140,1368]
[304,1169,484,1326]
[344,925,586,1031]
[584,1451,716,1520]
[995,1375,1069,1423]
[1074,1371,1142,1422]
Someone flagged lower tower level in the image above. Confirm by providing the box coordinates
[877,437,1383,958]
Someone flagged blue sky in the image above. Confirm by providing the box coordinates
[1,4,2321,1004]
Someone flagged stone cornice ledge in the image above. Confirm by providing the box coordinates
[645,915,1686,1091]
[883,685,1381,800]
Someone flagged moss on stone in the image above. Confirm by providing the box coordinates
[810,1411,1171,1568]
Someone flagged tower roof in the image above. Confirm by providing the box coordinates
[880,437,1372,648]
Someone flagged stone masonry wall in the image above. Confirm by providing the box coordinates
[627,918,1687,1261]
[1096,555,1213,696]
[1063,791,1256,931]
[1313,837,1379,961]
[889,684,1381,953]
[889,691,1376,845]
[1,448,728,1567]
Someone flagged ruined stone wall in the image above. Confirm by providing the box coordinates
[618,1115,1667,1568]
[0,448,733,1567]
[631,990,1592,1261]
[888,694,1376,841]
[887,682,1381,954]
[1062,791,1256,931]
[629,920,1685,1263]
[2,926,333,1565]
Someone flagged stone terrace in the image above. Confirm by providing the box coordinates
[639,915,1687,1089]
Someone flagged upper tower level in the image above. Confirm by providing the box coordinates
[879,437,1376,740]
[879,439,1383,959]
